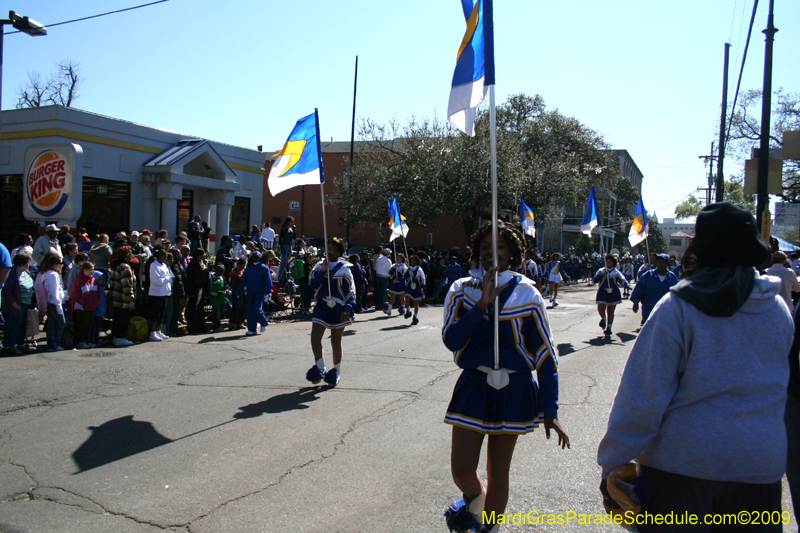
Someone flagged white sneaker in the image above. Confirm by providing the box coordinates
[384,304,392,315]
[113,337,133,346]
[148,332,162,342]
[156,331,169,340]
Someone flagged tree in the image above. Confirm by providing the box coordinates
[784,227,800,245]
[644,216,668,254]
[334,94,625,242]
[726,88,800,200]
[674,178,755,220]
[16,60,82,108]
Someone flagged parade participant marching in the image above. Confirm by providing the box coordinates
[522,250,538,281]
[306,237,356,387]
[630,253,679,326]
[403,254,426,325]
[593,254,631,337]
[384,253,407,316]
[235,253,272,336]
[442,221,569,533]
[620,257,634,299]
[546,253,569,307]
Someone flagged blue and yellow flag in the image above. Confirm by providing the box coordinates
[388,196,409,242]
[447,0,495,137]
[268,111,325,196]
[520,195,535,238]
[581,186,599,235]
[628,198,649,247]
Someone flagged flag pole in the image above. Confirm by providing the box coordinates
[315,108,333,304]
[489,85,500,372]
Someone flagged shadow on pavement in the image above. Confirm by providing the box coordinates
[72,415,173,473]
[584,336,614,347]
[557,343,576,357]
[234,387,326,418]
[72,387,329,473]
[616,332,637,343]
[380,324,410,331]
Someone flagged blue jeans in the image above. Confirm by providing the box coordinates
[45,303,66,350]
[375,276,389,310]
[277,245,292,284]
[3,304,28,348]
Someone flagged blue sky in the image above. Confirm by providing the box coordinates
[3,0,799,221]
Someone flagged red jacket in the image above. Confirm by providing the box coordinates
[72,271,101,311]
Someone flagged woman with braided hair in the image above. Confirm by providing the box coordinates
[442,221,570,533]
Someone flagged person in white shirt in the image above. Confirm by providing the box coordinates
[765,251,800,309]
[147,249,173,342]
[374,248,392,312]
[790,252,800,276]
[260,222,276,250]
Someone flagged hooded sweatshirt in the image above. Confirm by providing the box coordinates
[71,271,100,312]
[598,272,792,484]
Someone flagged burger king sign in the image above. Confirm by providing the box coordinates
[23,143,83,221]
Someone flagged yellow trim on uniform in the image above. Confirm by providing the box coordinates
[6,128,264,174]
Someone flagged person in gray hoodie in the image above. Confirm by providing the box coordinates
[598,202,792,531]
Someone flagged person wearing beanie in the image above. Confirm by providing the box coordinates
[598,202,792,529]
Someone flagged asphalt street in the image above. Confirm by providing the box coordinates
[0,283,796,533]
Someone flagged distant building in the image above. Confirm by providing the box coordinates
[660,217,696,258]
[0,106,265,250]
[539,149,644,254]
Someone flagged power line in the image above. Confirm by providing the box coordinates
[3,0,170,35]
[724,0,759,149]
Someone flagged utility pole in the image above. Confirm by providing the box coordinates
[716,43,730,202]
[699,142,716,205]
[756,0,777,233]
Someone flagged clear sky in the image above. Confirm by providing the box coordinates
[2,0,798,221]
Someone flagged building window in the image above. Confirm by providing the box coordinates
[230,196,251,237]
[78,177,131,238]
[670,239,682,247]
[0,174,40,246]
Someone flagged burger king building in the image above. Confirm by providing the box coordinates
[1,105,265,250]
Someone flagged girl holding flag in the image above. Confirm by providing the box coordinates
[384,253,407,316]
[593,254,631,337]
[403,255,426,325]
[442,221,569,533]
[306,237,356,387]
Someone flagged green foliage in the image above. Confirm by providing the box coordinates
[726,88,799,200]
[674,196,703,221]
[645,216,669,254]
[333,94,624,242]
[674,178,756,221]
[784,227,800,245]
[574,233,596,256]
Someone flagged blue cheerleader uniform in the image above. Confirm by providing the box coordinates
[388,263,407,295]
[547,261,563,284]
[404,265,426,301]
[442,268,559,435]
[309,259,356,329]
[620,263,634,282]
[523,259,538,281]
[593,266,629,305]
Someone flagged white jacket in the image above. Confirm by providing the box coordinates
[148,260,173,297]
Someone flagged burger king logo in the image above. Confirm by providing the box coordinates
[26,149,70,217]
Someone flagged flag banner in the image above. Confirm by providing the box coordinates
[628,197,649,247]
[447,0,495,137]
[520,195,536,238]
[268,111,325,197]
[388,196,409,242]
[581,186,599,235]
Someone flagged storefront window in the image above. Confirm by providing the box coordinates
[0,174,40,247]
[177,189,193,233]
[77,177,130,238]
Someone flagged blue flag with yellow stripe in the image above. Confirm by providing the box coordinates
[628,197,649,247]
[268,111,325,196]
[447,0,495,137]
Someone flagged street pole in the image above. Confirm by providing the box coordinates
[707,142,715,205]
[716,43,730,202]
[756,0,778,233]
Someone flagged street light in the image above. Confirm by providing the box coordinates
[0,10,47,142]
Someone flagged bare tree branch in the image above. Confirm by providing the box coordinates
[15,60,82,108]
